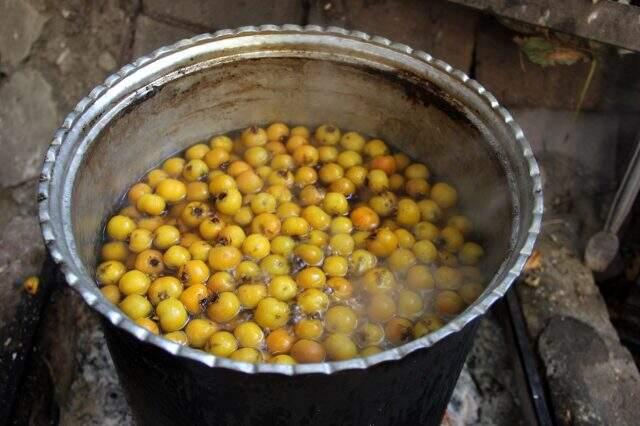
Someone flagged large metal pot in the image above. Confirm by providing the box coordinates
[38,25,542,425]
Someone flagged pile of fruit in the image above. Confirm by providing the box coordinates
[95,123,485,364]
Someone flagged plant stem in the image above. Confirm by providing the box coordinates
[574,59,597,119]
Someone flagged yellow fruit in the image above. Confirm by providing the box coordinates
[237,283,268,309]
[323,333,357,360]
[325,306,358,334]
[207,292,241,323]
[208,246,242,270]
[185,319,218,348]
[254,297,290,329]
[206,331,238,357]
[106,215,136,241]
[156,298,189,332]
[431,182,457,209]
[315,124,341,145]
[242,126,268,147]
[234,321,265,349]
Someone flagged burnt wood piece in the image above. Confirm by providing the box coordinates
[0,258,57,424]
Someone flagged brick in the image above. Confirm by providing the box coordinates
[512,108,619,210]
[142,0,304,30]
[309,0,479,72]
[132,15,196,58]
[475,23,640,111]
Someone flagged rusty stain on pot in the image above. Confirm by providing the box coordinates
[114,85,166,122]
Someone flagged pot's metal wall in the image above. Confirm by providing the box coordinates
[39,26,542,425]
[106,318,480,426]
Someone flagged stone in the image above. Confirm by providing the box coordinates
[539,316,640,426]
[0,0,47,68]
[0,68,58,187]
[26,0,138,112]
[142,0,304,30]
[517,227,619,340]
[55,47,73,73]
[10,178,38,212]
[132,15,195,59]
[0,215,46,328]
[0,178,38,234]
[308,0,479,72]
[475,23,640,111]
[517,223,640,426]
[98,51,118,72]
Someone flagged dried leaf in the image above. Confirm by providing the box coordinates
[546,47,588,65]
[524,249,542,272]
[524,273,541,287]
[514,36,588,67]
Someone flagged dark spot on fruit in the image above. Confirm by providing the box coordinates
[199,297,210,311]
[401,328,412,342]
[216,236,230,246]
[290,256,305,274]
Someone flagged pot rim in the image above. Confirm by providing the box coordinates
[38,24,543,375]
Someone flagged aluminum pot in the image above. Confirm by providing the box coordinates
[39,25,542,425]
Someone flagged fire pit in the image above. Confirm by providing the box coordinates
[38,25,541,425]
